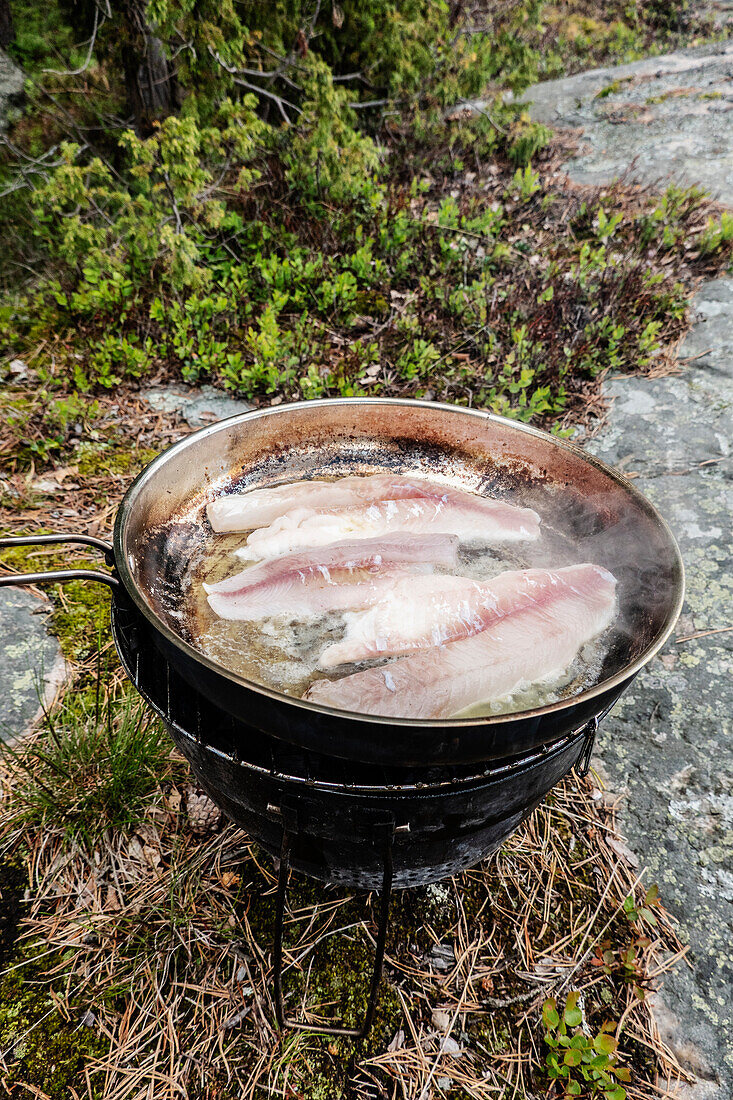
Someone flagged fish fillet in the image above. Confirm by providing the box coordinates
[318,568,576,668]
[208,474,449,532]
[236,493,540,562]
[305,563,616,719]
[204,534,459,621]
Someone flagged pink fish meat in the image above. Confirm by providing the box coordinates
[204,534,459,621]
[318,568,573,668]
[306,563,616,718]
[236,493,540,562]
[208,474,449,532]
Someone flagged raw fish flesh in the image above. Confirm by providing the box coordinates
[305,563,616,719]
[204,534,459,621]
[236,493,540,562]
[208,473,451,532]
[319,567,578,668]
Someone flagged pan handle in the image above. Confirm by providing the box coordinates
[0,534,119,591]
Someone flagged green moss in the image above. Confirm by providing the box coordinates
[0,540,111,662]
[0,945,106,1099]
[76,442,159,478]
[646,89,695,105]
[241,860,405,1095]
[50,580,111,662]
[596,77,631,98]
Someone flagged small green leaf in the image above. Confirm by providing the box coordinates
[543,999,560,1029]
[564,1048,582,1067]
[594,1032,618,1055]
[564,1007,583,1028]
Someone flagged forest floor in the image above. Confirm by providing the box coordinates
[0,3,732,1098]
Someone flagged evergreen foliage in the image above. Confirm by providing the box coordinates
[0,0,731,456]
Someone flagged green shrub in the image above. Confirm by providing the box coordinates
[0,1,730,453]
[542,992,631,1098]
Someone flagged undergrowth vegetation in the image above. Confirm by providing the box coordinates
[1,0,731,473]
[0,696,686,1098]
[3,688,174,843]
[535,0,725,77]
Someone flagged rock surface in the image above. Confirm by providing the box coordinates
[520,41,733,203]
[0,49,23,129]
[143,384,254,428]
[516,44,733,1093]
[586,280,733,1095]
[0,588,67,743]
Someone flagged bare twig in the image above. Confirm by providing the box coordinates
[43,1,103,78]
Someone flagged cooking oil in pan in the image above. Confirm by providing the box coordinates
[188,527,615,719]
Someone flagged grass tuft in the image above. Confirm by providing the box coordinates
[2,685,174,845]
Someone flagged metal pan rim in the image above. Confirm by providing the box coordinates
[113,397,685,730]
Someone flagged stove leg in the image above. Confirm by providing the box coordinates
[272,825,394,1039]
[574,716,599,778]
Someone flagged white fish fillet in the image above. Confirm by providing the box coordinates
[204,534,459,621]
[236,493,540,562]
[318,568,571,668]
[208,473,448,532]
[305,564,617,719]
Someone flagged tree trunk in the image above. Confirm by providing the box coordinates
[119,1,178,132]
[0,0,14,49]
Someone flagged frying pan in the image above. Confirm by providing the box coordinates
[0,398,684,766]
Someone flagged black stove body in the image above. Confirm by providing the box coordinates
[112,591,593,891]
[111,589,601,1037]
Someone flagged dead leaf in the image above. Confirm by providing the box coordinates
[127,836,145,862]
[606,836,640,868]
[142,845,161,869]
[104,886,122,912]
[222,1005,250,1030]
[387,1029,405,1052]
[166,788,182,814]
[221,871,241,889]
[432,1008,451,1031]
[439,1036,463,1056]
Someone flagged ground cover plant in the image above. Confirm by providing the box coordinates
[1,0,732,469]
[533,0,728,77]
